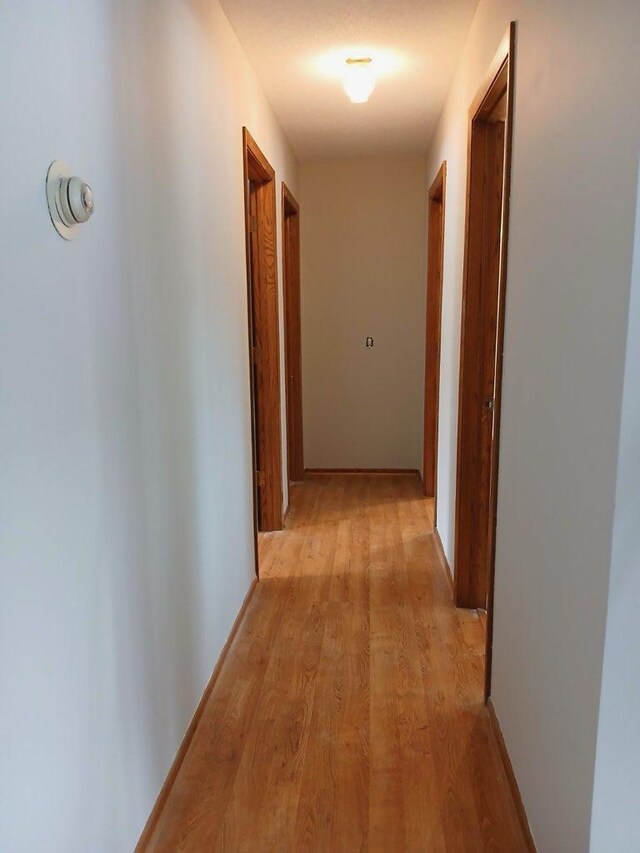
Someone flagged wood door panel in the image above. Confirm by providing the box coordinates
[423,163,446,511]
[283,184,304,483]
[243,128,283,538]
[455,51,512,612]
[456,121,490,608]
[453,24,516,704]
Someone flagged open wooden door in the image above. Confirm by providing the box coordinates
[243,128,283,541]
[423,162,446,520]
[453,25,516,697]
[282,184,304,483]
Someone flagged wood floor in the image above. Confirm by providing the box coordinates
[143,474,528,852]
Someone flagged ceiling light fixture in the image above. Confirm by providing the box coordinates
[343,57,374,104]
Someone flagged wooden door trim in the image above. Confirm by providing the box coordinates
[282,182,299,215]
[243,128,283,548]
[455,62,509,608]
[453,24,516,701]
[244,128,275,182]
[305,467,421,476]
[423,161,447,524]
[282,182,304,483]
[484,24,516,702]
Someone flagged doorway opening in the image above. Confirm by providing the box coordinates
[282,183,304,484]
[423,161,447,527]
[243,128,283,557]
[453,25,515,699]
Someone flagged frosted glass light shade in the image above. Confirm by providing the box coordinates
[343,58,374,103]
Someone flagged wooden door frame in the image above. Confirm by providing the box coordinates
[453,24,516,701]
[242,127,283,551]
[281,183,304,483]
[422,161,447,525]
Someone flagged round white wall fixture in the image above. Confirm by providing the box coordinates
[46,160,95,240]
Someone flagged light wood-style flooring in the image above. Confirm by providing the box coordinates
[143,473,527,851]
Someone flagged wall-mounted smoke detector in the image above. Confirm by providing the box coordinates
[343,57,375,104]
[46,160,95,240]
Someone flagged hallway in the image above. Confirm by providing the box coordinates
[144,474,527,851]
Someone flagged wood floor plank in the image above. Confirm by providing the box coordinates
[141,473,529,852]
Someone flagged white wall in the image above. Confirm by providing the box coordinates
[0,1,297,850]
[424,1,640,849]
[300,158,426,470]
[590,162,640,852]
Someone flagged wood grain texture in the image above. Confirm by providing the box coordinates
[305,468,420,476]
[140,474,529,852]
[484,23,517,704]
[243,127,283,533]
[454,26,515,618]
[423,162,446,510]
[282,183,304,483]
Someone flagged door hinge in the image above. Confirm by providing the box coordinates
[256,470,266,488]
[249,214,258,234]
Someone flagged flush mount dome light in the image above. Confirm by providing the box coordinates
[343,57,374,103]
